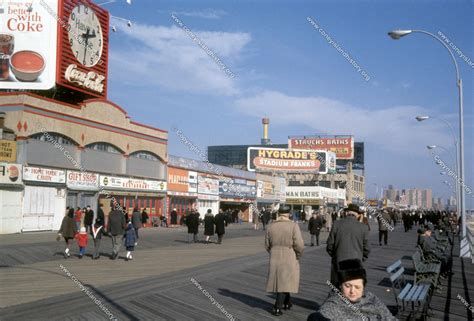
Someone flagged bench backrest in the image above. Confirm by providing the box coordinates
[386,260,407,304]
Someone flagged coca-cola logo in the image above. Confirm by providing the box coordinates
[65,64,105,93]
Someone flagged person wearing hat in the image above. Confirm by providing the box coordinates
[265,204,305,316]
[418,224,452,278]
[308,210,324,246]
[214,208,227,244]
[307,259,397,320]
[326,203,370,286]
[378,208,392,246]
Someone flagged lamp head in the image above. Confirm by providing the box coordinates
[427,145,437,150]
[388,30,413,40]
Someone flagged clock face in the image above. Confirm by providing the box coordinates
[68,4,103,67]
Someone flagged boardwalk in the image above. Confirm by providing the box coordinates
[0,221,472,320]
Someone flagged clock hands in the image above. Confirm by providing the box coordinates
[82,28,91,65]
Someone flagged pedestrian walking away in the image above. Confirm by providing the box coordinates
[265,204,304,316]
[75,227,88,258]
[378,209,392,246]
[326,204,370,286]
[186,210,200,243]
[308,211,324,246]
[108,204,126,260]
[203,209,215,243]
[215,209,227,244]
[83,205,94,234]
[131,207,142,245]
[57,208,78,258]
[91,213,104,260]
[123,222,137,261]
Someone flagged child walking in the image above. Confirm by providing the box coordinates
[123,222,137,261]
[75,227,88,259]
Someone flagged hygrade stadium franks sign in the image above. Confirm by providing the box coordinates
[247,147,328,173]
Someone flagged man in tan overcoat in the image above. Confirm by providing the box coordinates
[265,204,305,316]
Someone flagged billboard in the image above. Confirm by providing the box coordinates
[288,136,354,160]
[0,0,58,89]
[219,178,256,199]
[99,175,167,192]
[247,147,327,173]
[0,162,21,185]
[197,174,219,195]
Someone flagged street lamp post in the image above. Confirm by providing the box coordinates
[388,29,468,257]
[416,115,460,215]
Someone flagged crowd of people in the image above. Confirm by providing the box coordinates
[57,200,459,319]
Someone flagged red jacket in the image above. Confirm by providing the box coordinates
[75,210,82,222]
[75,233,88,247]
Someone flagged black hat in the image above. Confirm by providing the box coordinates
[344,204,364,214]
[278,204,291,214]
[207,209,212,214]
[425,223,434,231]
[337,259,367,284]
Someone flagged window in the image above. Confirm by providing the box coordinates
[130,151,159,161]
[30,132,76,146]
[86,142,122,154]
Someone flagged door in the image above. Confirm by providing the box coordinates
[22,186,61,232]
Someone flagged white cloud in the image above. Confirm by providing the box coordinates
[169,9,227,19]
[234,90,451,154]
[109,23,251,95]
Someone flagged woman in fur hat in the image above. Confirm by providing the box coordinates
[307,259,397,320]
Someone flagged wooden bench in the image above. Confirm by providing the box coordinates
[386,260,431,319]
[412,251,441,287]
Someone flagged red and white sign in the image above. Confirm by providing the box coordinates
[197,174,219,195]
[99,175,167,192]
[67,170,99,190]
[23,166,65,183]
[0,162,22,185]
[289,136,354,160]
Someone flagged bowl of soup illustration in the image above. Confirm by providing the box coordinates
[10,50,45,82]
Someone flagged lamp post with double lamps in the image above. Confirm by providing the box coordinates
[388,29,468,257]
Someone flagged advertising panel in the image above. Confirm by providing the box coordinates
[168,167,189,193]
[188,171,198,193]
[0,140,16,162]
[23,166,65,183]
[0,0,58,89]
[285,186,321,200]
[327,151,336,174]
[288,136,354,160]
[67,170,99,191]
[0,162,22,185]
[247,147,327,173]
[219,178,256,199]
[99,175,167,192]
[197,174,219,195]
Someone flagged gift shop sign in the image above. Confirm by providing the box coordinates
[99,175,166,192]
[23,166,65,183]
[247,147,327,173]
[67,170,99,191]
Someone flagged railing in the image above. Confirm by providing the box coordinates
[467,219,474,264]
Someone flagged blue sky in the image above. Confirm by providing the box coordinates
[101,0,473,207]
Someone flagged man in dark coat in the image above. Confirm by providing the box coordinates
[131,207,142,244]
[326,204,370,286]
[108,205,126,260]
[308,211,324,246]
[170,208,178,225]
[378,209,392,246]
[186,210,200,243]
[91,211,104,260]
[84,205,94,233]
[214,209,227,244]
[203,209,215,243]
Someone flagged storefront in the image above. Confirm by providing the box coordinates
[0,163,23,234]
[66,170,100,212]
[167,167,198,223]
[256,174,286,214]
[22,166,67,232]
[197,174,220,218]
[98,175,167,225]
[219,178,256,222]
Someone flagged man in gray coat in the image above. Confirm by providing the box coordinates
[108,204,126,260]
[378,209,392,246]
[326,204,370,286]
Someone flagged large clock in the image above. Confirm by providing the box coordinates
[68,4,103,67]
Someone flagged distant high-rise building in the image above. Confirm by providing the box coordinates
[422,190,432,209]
